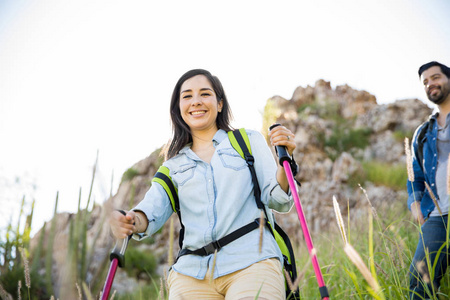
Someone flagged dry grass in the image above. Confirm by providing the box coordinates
[333,195,347,245]
[405,137,414,182]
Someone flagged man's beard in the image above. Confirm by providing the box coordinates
[427,85,449,105]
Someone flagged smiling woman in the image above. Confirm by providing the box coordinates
[108,69,298,300]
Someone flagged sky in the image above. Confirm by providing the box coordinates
[0,0,449,237]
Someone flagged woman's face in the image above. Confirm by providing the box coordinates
[179,75,223,134]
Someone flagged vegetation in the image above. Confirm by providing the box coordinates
[320,126,372,161]
[362,161,408,191]
[262,99,281,140]
[298,99,340,120]
[121,167,140,183]
[393,129,415,143]
[3,187,449,299]
[123,247,157,280]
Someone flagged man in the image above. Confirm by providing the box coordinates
[408,61,450,299]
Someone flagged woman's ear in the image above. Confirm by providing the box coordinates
[218,99,223,113]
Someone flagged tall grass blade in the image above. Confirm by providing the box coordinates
[344,243,385,299]
[258,210,265,253]
[333,195,348,245]
[424,182,442,215]
[17,280,21,300]
[45,192,59,296]
[404,137,414,182]
[19,247,31,296]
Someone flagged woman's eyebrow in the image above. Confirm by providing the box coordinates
[181,88,213,94]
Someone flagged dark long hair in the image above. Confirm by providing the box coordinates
[163,69,234,160]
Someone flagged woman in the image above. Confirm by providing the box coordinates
[109,69,296,300]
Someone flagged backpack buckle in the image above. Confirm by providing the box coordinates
[245,154,254,166]
[203,240,221,256]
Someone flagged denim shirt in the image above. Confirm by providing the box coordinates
[407,113,440,218]
[132,129,294,279]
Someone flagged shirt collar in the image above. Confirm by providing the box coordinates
[178,129,228,155]
[212,129,228,146]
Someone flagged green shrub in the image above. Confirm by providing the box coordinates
[262,99,281,140]
[393,129,414,143]
[0,265,49,299]
[298,99,341,120]
[319,126,372,161]
[123,247,157,280]
[362,161,407,190]
[121,168,139,182]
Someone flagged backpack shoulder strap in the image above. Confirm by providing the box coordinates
[228,128,252,159]
[415,116,434,170]
[228,129,263,210]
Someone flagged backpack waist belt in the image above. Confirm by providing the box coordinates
[177,218,263,259]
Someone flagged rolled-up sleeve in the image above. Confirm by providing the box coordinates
[131,181,173,240]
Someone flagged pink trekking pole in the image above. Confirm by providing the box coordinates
[101,211,132,300]
[270,124,329,300]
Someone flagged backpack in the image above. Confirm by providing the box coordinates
[414,115,435,171]
[152,129,300,299]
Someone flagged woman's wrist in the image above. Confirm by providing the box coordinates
[133,210,148,233]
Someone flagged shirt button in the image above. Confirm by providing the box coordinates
[431,183,435,186]
[432,167,435,169]
[208,179,212,183]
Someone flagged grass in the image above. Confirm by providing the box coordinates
[292,198,449,299]
[2,188,449,300]
[362,161,408,191]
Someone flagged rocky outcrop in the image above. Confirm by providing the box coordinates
[29,79,433,296]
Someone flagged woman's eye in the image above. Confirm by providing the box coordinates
[182,95,192,99]
[201,93,211,97]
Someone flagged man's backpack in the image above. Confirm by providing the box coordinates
[415,116,435,171]
[152,128,300,299]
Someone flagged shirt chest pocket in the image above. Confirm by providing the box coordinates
[172,163,196,186]
[217,148,248,171]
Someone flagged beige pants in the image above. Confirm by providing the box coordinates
[167,258,285,300]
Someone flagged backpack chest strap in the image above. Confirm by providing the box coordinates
[176,218,264,258]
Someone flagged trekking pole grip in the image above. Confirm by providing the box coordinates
[269,123,292,165]
[110,210,132,268]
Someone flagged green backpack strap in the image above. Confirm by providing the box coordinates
[152,166,185,249]
[228,129,264,210]
[228,128,252,159]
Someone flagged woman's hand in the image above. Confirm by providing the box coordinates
[268,124,296,155]
[268,124,296,193]
[109,210,136,239]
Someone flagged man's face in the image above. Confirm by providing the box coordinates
[421,66,450,105]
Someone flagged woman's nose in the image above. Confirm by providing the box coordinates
[191,94,202,105]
